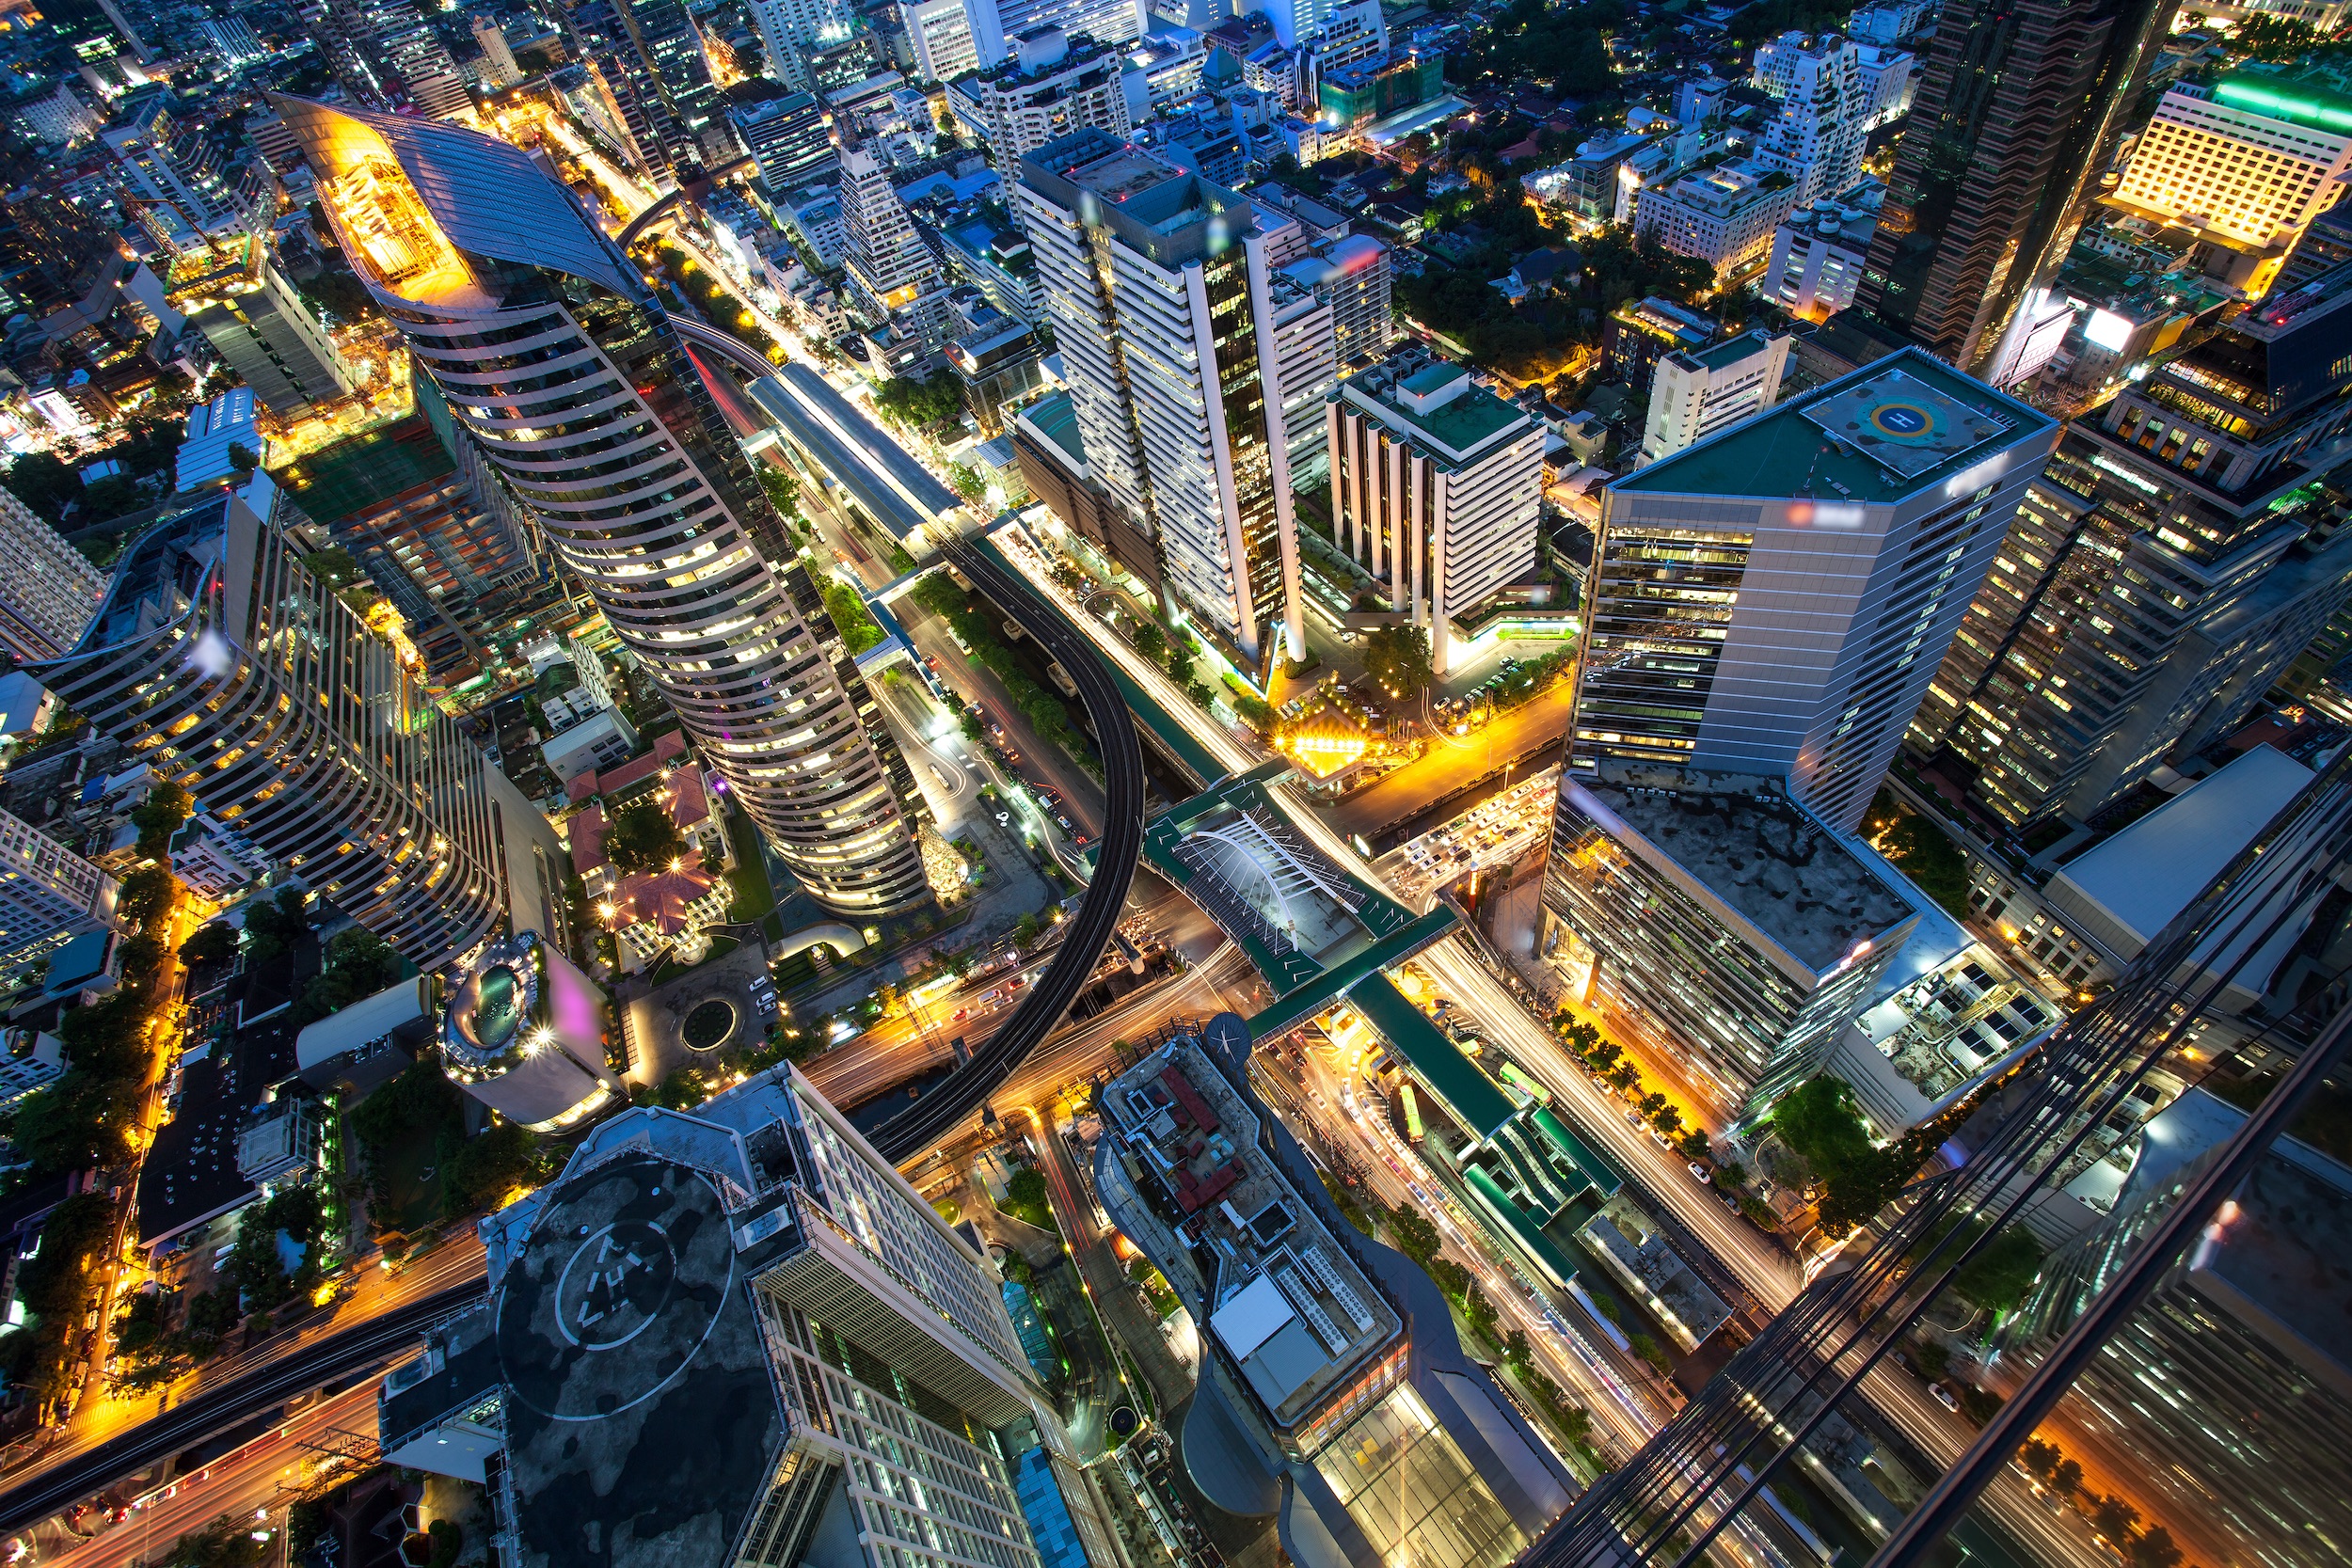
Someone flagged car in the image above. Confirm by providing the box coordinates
[1929,1384,1962,1414]
[952,1008,968,1022]
[1687,1162,1710,1184]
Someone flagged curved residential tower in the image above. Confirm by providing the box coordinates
[275,97,930,915]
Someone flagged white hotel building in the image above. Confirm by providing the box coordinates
[1325,350,1546,673]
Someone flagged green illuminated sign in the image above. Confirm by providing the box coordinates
[2215,78,2352,135]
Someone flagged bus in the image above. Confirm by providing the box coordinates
[1399,1082,1424,1143]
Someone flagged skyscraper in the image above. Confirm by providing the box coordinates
[1021,129,1318,669]
[380,1064,1119,1568]
[1907,262,2352,830]
[0,489,106,664]
[944,29,1139,200]
[1855,0,2175,380]
[1572,346,2058,835]
[278,98,930,916]
[32,491,511,968]
[621,0,723,159]
[163,236,356,417]
[1636,328,1791,467]
[300,0,472,119]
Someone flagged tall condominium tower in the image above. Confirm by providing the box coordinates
[0,489,105,663]
[0,808,118,986]
[944,29,1139,200]
[1748,31,1870,205]
[1908,263,2352,831]
[163,236,356,417]
[1855,0,2174,380]
[837,133,955,369]
[1325,349,1544,673]
[1571,347,2058,836]
[381,1065,1119,1568]
[1021,129,1319,669]
[470,15,520,87]
[620,0,723,158]
[33,491,511,967]
[278,98,930,916]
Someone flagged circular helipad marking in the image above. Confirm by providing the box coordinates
[1870,403,1933,437]
[552,1221,677,1351]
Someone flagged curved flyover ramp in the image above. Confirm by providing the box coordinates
[612,156,754,248]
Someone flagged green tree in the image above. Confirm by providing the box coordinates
[442,1118,539,1218]
[948,463,987,504]
[1947,1222,2047,1316]
[5,451,81,521]
[604,799,691,875]
[1385,1203,1443,1269]
[1675,1128,1711,1162]
[1359,625,1435,698]
[241,886,310,961]
[226,442,260,476]
[2050,1458,2083,1496]
[179,921,238,968]
[758,463,801,519]
[118,865,177,928]
[1129,621,1167,663]
[289,928,403,1026]
[2130,1528,2183,1568]
[131,783,195,860]
[873,373,963,430]
[821,578,885,655]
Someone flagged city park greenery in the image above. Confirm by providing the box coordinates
[603,798,693,876]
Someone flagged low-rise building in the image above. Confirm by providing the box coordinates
[1632,160,1801,285]
[541,707,641,784]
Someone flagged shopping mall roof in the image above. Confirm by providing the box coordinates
[1102,1038,1401,1431]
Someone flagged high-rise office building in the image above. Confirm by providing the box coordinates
[33,491,518,968]
[1325,350,1544,673]
[932,0,1145,73]
[944,28,1138,198]
[1021,129,1319,669]
[1749,32,1870,205]
[381,1064,1118,1568]
[902,0,981,82]
[1854,0,2174,381]
[0,808,119,987]
[1532,738,2352,1568]
[280,97,930,916]
[622,0,724,158]
[1636,328,1791,467]
[1573,347,2059,836]
[2106,73,2352,296]
[560,0,698,168]
[0,490,105,664]
[837,133,956,369]
[1909,263,2352,831]
[731,86,834,192]
[470,15,520,87]
[164,237,356,417]
[746,0,860,78]
[1540,766,1919,1122]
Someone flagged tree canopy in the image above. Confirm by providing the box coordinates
[604,800,691,876]
[1360,625,1436,699]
